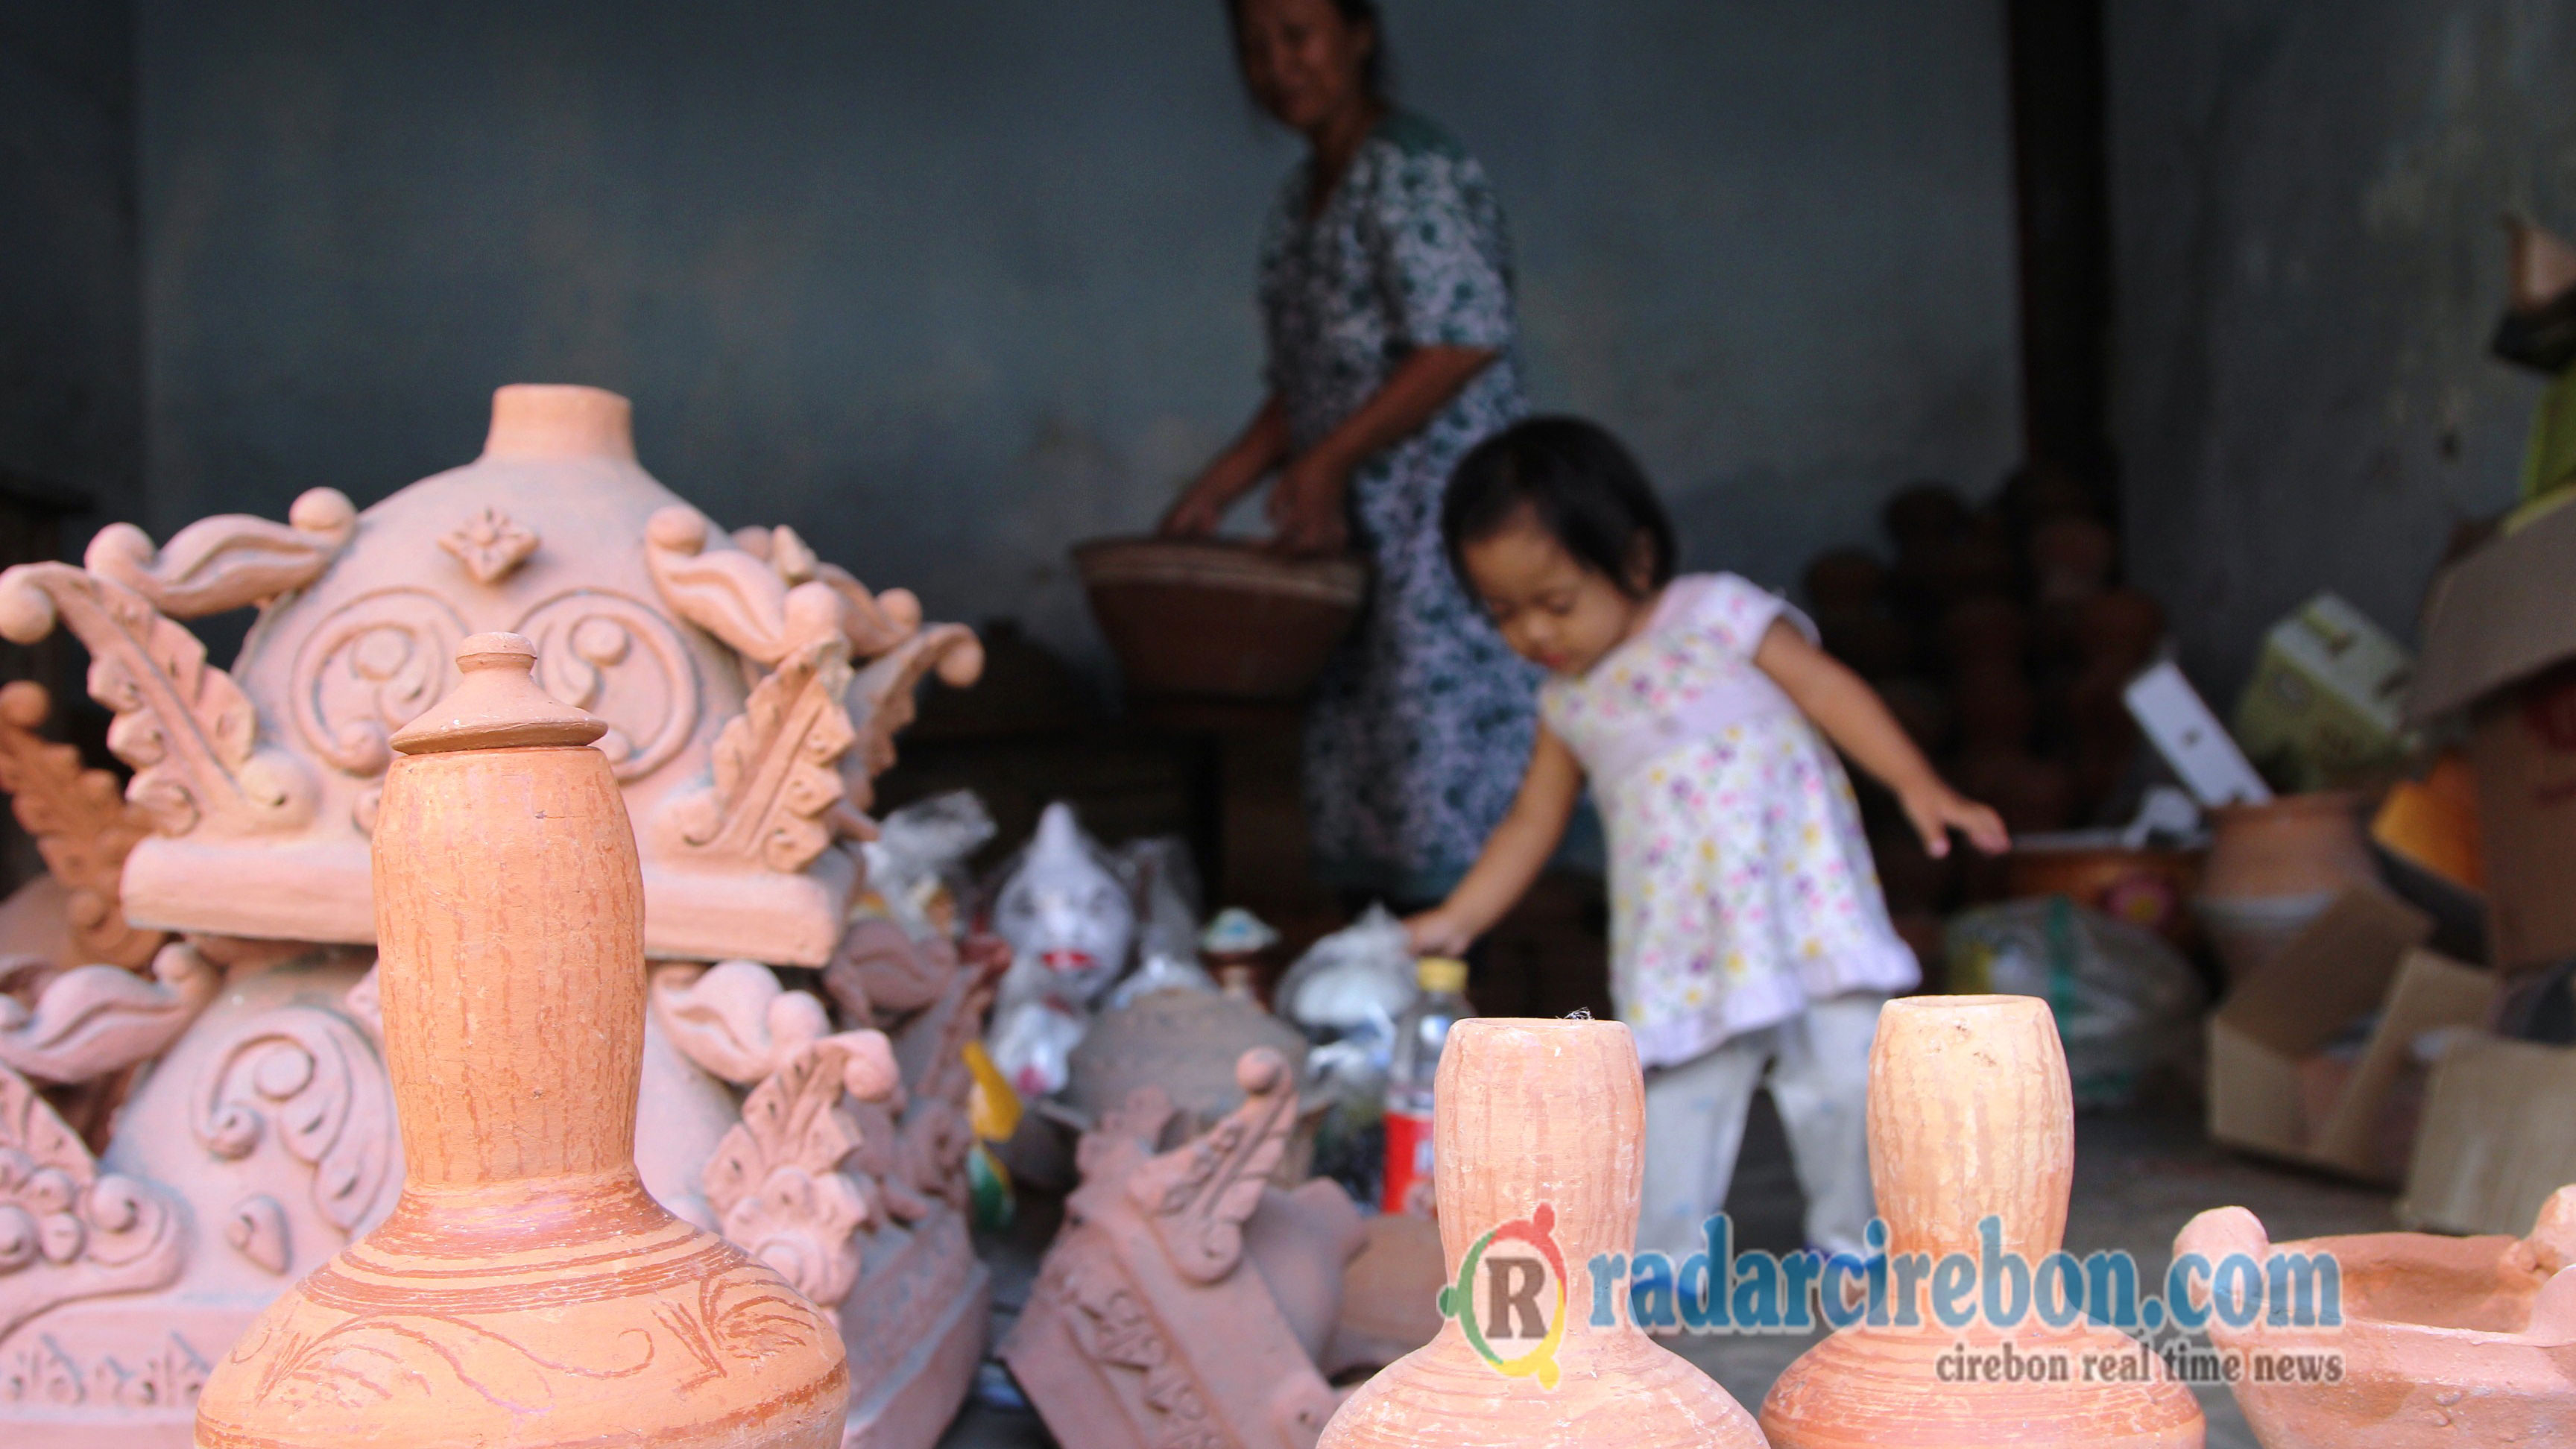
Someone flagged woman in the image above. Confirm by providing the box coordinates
[1163,0,1538,907]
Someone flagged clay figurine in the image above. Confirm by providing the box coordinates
[988,802,1135,1096]
[1000,1048,1360,1449]
[194,635,850,1449]
[1319,1017,1767,1449]
[2176,1184,2576,1447]
[1759,995,2203,1448]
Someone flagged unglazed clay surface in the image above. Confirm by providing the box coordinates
[1001,1049,1360,1449]
[195,635,850,1449]
[1759,996,2203,1448]
[2176,1186,2576,1447]
[1319,1018,1766,1449]
[0,385,991,1449]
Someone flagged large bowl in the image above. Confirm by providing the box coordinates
[1075,536,1367,701]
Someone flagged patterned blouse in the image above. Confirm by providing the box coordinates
[1540,575,1919,1067]
[1261,110,1538,900]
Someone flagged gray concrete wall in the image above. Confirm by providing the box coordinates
[136,1,2022,681]
[2110,0,2576,698]
[0,1,139,521]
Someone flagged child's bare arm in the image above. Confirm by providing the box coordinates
[1753,618,2010,859]
[1406,726,1583,954]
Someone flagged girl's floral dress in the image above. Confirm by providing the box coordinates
[1540,574,1919,1067]
[1261,110,1538,902]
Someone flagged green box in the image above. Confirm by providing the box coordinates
[2232,593,2415,792]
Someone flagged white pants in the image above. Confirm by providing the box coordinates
[1636,992,1887,1263]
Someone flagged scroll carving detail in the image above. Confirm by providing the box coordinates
[512,590,699,781]
[0,943,221,1085]
[191,1006,394,1237]
[82,489,356,619]
[288,589,470,777]
[663,640,859,874]
[0,564,315,838]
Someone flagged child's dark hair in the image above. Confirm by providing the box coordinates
[1222,0,1392,104]
[1442,417,1676,599]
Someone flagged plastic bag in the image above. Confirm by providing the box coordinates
[1114,836,1205,981]
[1274,903,1418,1105]
[1945,896,2206,1108]
[860,790,996,939]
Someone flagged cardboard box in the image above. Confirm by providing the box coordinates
[2233,593,2416,793]
[2397,1032,2576,1237]
[2408,496,2576,967]
[2206,887,2496,1183]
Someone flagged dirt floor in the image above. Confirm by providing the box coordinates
[938,1093,2393,1449]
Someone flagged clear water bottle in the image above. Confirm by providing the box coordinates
[1380,956,1472,1214]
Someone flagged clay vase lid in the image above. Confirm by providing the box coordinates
[388,631,607,754]
[1317,1017,1765,1448]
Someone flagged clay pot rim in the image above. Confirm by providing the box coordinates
[2207,790,2364,824]
[1074,535,1368,604]
[1885,993,2051,1014]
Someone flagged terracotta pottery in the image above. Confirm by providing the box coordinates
[195,635,849,1448]
[2176,1184,2576,1447]
[2076,590,2167,675]
[2195,792,2378,981]
[1321,1211,1448,1378]
[1000,1049,1357,1449]
[2027,517,2117,606]
[1815,606,1917,681]
[1073,536,1366,701]
[0,384,991,1449]
[1759,996,2203,1448]
[1318,1018,1766,1449]
[1939,596,2029,675]
[1951,659,2038,754]
[1802,549,1888,614]
[1064,985,1310,1144]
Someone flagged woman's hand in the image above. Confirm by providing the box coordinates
[1404,906,1477,959]
[1266,449,1351,555]
[1898,781,2011,860]
[1159,474,1237,538]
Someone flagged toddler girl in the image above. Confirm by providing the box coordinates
[1406,417,2008,1260]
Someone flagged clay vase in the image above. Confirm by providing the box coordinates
[1759,996,2203,1448]
[195,635,849,1449]
[2194,792,2377,982]
[1317,1018,1765,1448]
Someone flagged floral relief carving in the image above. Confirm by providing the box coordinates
[648,960,863,1087]
[843,622,984,814]
[288,589,470,778]
[0,1064,187,1342]
[1123,1051,1295,1286]
[1052,1253,1222,1449]
[82,488,356,620]
[663,638,862,874]
[702,1035,900,1319]
[191,1006,394,1237]
[512,590,700,782]
[0,681,165,969]
[0,564,315,839]
[437,506,540,585]
[0,1330,209,1411]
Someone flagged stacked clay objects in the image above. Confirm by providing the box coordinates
[195,634,850,1449]
[1318,1017,1767,1448]
[1759,995,2203,1448]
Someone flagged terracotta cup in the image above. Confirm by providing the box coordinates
[195,634,849,1449]
[1760,996,2203,1448]
[1318,1017,1765,1448]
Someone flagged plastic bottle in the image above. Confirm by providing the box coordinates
[1380,956,1472,1215]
